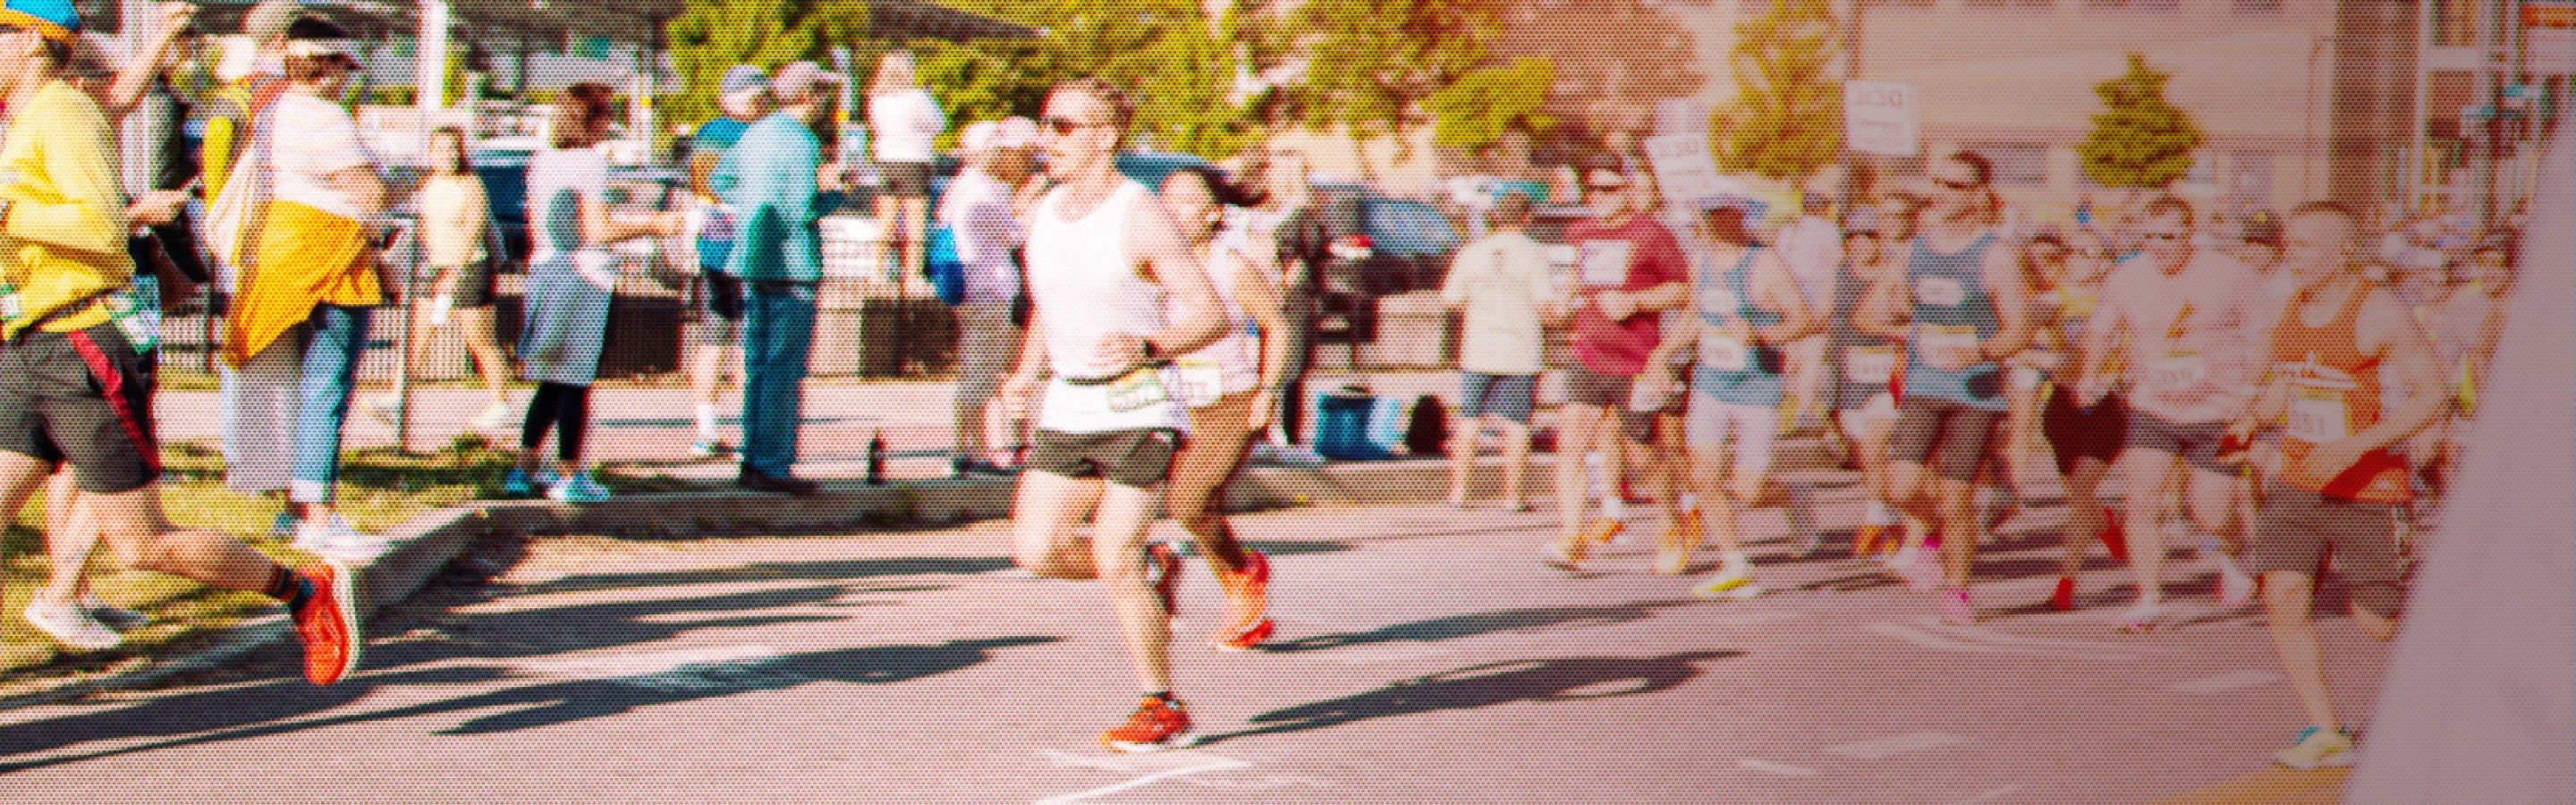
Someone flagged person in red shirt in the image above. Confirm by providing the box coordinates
[1543,164,1691,570]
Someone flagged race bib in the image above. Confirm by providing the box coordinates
[1104,366,1172,413]
[1578,241,1635,287]
[1698,327,1750,372]
[0,285,21,320]
[1918,324,1981,369]
[2285,386,2348,445]
[1914,276,1967,307]
[2142,351,2207,393]
[105,278,161,353]
[1843,345,1900,385]
[1167,356,1225,408]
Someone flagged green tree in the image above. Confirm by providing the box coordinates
[1712,0,1842,182]
[1258,0,1505,142]
[908,0,1256,158]
[1423,57,1556,151]
[2077,53,2205,189]
[662,0,872,129]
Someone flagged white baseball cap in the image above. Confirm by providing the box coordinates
[961,116,1038,154]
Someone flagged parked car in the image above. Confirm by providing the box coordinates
[1312,183,1464,297]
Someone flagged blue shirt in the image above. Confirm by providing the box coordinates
[710,113,833,283]
[1688,246,1786,407]
[1899,232,2007,410]
[694,116,752,155]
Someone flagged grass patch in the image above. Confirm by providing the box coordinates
[0,436,559,682]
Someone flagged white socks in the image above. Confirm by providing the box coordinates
[695,403,718,441]
[427,293,454,326]
[1865,500,1894,527]
[1722,550,1751,575]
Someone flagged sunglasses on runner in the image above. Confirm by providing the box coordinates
[1040,115,1094,136]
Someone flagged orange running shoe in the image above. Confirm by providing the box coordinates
[1657,509,1705,576]
[1852,523,1887,558]
[291,562,362,685]
[1212,549,1275,651]
[1581,517,1624,546]
[1101,697,1200,753]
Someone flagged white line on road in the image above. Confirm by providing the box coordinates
[1826,732,1967,760]
[1920,621,2152,657]
[1869,623,2139,663]
[1037,750,1252,804]
[1737,758,1819,777]
[2166,670,2282,694]
[1948,784,2027,804]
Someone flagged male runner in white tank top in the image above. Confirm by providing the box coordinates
[995,77,1230,753]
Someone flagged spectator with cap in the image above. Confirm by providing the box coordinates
[710,61,843,496]
[941,116,1038,475]
[680,64,771,459]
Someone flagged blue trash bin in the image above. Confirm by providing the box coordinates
[1314,391,1388,462]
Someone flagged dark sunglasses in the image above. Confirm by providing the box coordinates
[1586,182,1630,194]
[2140,232,2187,242]
[1040,115,1093,136]
[1934,177,1979,192]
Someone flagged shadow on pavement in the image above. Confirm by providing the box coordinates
[1220,651,1741,741]
[1262,600,1697,654]
[0,635,1056,774]
[519,556,1017,596]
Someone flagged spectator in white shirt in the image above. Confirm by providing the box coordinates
[1439,192,1555,510]
[941,117,1039,474]
[867,49,945,280]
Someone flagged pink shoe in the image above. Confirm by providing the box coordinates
[1941,589,1977,626]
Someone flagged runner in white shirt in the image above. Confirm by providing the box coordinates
[2083,197,2265,631]
[994,78,1228,754]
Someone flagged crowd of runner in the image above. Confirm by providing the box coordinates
[0,0,2532,773]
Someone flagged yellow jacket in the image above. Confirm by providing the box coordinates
[0,80,130,340]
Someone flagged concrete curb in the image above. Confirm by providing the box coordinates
[2,436,1848,709]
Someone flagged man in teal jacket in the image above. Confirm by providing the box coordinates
[711,61,842,495]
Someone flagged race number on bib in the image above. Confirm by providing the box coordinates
[2142,352,2207,393]
[105,278,161,353]
[1698,328,1750,372]
[1918,324,1980,369]
[1914,276,1967,307]
[1167,357,1226,408]
[2284,387,2348,445]
[1578,241,1635,287]
[1104,367,1172,413]
[1843,345,1900,385]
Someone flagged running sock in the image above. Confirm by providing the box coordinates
[1864,500,1894,527]
[695,403,718,440]
[1676,494,1699,513]
[1722,550,1751,574]
[266,566,316,613]
[1145,691,1175,704]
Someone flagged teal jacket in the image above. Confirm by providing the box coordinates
[710,113,839,283]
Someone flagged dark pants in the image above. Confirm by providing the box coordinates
[741,282,818,479]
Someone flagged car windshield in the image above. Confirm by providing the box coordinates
[1364,199,1461,257]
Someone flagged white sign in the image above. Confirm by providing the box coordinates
[2532,28,2576,75]
[1845,80,1919,157]
[1642,132,1736,210]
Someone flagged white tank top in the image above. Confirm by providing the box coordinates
[1174,228,1266,405]
[1027,181,1190,433]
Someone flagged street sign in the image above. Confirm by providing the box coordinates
[1642,132,1740,210]
[1844,80,1919,157]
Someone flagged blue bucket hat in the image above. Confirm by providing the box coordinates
[0,0,79,43]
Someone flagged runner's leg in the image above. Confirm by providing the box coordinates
[1012,470,1108,580]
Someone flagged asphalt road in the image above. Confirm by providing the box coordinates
[0,496,2386,803]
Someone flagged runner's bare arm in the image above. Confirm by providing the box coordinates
[1750,250,1819,345]
[1976,245,2038,362]
[1116,195,1227,361]
[2349,289,2451,450]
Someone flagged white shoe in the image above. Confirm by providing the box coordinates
[1692,566,1764,600]
[471,401,516,431]
[26,598,122,651]
[293,515,393,564]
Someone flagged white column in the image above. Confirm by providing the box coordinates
[418,0,451,114]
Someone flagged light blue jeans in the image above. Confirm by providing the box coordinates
[291,304,371,504]
[741,283,817,479]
